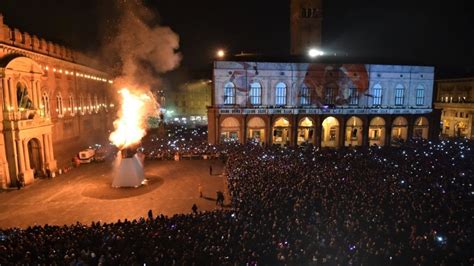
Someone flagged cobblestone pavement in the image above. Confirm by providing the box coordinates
[0,159,226,228]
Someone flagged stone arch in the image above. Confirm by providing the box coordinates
[297,117,315,145]
[223,81,236,105]
[220,117,240,142]
[321,116,339,148]
[272,117,290,146]
[275,82,287,106]
[27,138,43,178]
[345,116,363,147]
[391,116,408,144]
[369,116,386,146]
[413,116,429,139]
[247,117,266,143]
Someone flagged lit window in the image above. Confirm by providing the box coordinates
[325,87,336,104]
[275,82,287,106]
[41,92,50,117]
[300,84,311,105]
[372,84,382,105]
[394,84,404,106]
[69,95,76,116]
[416,85,424,105]
[56,93,64,117]
[249,82,262,105]
[223,82,235,105]
[349,88,359,105]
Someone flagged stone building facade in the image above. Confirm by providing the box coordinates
[208,61,439,147]
[434,77,474,139]
[166,79,212,122]
[290,0,322,55]
[0,15,115,188]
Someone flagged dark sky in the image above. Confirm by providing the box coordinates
[1,0,473,78]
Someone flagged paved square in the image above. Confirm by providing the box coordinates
[0,159,226,228]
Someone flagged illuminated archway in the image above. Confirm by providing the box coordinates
[391,116,408,144]
[321,116,339,148]
[413,116,429,139]
[369,116,386,146]
[220,117,240,142]
[27,138,43,178]
[272,117,290,146]
[297,117,314,145]
[454,121,467,137]
[345,116,363,147]
[247,117,266,144]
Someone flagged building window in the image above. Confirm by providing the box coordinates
[372,84,382,105]
[56,93,64,117]
[223,82,235,105]
[88,95,93,114]
[94,95,99,113]
[69,95,76,116]
[275,82,287,106]
[395,84,405,106]
[249,82,262,105]
[324,87,335,104]
[416,85,424,105]
[41,92,50,117]
[349,88,359,105]
[79,96,85,115]
[300,84,311,105]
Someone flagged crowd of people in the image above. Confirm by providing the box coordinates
[0,128,472,264]
[140,124,222,160]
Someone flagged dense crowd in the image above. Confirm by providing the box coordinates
[0,131,472,264]
[140,124,222,160]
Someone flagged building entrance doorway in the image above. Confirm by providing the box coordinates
[28,138,43,178]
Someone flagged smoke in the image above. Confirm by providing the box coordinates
[100,0,181,146]
[102,0,181,90]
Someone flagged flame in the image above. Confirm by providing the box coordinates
[109,88,150,149]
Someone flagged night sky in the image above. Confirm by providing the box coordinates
[1,0,473,79]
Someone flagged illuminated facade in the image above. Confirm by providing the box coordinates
[290,0,322,55]
[167,80,211,122]
[435,77,474,139]
[208,61,439,147]
[0,15,115,188]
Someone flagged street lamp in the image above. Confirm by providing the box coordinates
[217,49,225,58]
[308,48,324,58]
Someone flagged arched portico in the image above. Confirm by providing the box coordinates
[345,116,363,147]
[391,116,408,144]
[321,116,339,148]
[297,117,314,145]
[413,116,429,139]
[272,117,290,146]
[220,117,240,142]
[247,117,266,144]
[369,116,386,146]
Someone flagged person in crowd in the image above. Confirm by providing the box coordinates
[1,125,471,265]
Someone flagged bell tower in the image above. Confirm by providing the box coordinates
[290,0,323,55]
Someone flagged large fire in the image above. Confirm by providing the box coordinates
[109,88,151,149]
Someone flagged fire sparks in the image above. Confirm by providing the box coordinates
[109,88,150,149]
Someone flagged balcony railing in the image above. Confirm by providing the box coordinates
[217,105,432,115]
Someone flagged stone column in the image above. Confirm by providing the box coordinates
[2,78,10,111]
[47,134,55,161]
[385,118,392,146]
[16,140,25,173]
[22,140,30,170]
[43,134,50,162]
[242,115,247,145]
[267,115,273,145]
[291,116,298,147]
[8,78,16,111]
[338,116,346,148]
[362,117,369,147]
[314,115,322,148]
